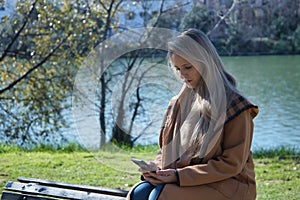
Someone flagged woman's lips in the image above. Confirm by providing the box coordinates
[183,79,192,84]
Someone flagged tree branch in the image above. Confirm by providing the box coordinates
[111,0,124,22]
[207,0,238,37]
[0,0,38,62]
[150,0,165,28]
[0,35,69,94]
[98,0,108,11]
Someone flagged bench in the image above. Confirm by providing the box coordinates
[1,177,128,200]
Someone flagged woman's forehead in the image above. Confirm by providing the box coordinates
[170,53,190,66]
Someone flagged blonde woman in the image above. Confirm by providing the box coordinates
[127,29,258,200]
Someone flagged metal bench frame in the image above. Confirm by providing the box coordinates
[1,177,128,200]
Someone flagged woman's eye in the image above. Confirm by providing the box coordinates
[174,65,192,71]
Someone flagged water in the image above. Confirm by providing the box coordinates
[68,55,300,150]
[222,55,300,150]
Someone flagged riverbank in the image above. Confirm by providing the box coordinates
[0,144,299,199]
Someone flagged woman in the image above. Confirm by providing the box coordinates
[127,29,259,200]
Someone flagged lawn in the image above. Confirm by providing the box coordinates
[0,144,299,199]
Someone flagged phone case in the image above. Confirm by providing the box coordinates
[131,158,156,172]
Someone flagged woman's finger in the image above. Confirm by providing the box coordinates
[156,169,175,176]
[144,176,163,186]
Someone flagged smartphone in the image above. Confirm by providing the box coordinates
[131,158,157,172]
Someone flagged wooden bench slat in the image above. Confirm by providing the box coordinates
[4,181,124,200]
[17,177,128,197]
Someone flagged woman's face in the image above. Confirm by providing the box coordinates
[170,53,202,89]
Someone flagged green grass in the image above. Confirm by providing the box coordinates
[0,144,299,199]
[253,147,300,199]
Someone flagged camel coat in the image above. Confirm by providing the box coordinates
[157,110,257,200]
[127,100,258,200]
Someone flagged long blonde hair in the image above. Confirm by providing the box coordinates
[168,29,240,120]
[161,29,240,167]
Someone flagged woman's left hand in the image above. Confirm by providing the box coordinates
[142,169,177,186]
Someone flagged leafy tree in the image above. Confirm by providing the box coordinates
[179,3,212,32]
[178,0,300,55]
[0,0,111,147]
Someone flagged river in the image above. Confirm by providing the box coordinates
[68,55,300,151]
[223,55,300,150]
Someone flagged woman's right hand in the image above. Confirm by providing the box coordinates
[139,161,162,186]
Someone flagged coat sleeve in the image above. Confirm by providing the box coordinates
[177,110,254,186]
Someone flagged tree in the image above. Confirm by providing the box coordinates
[149,1,189,30]
[108,48,172,148]
[72,0,184,149]
[0,0,178,149]
[95,1,177,148]
[179,2,212,32]
[178,0,300,55]
[0,0,112,147]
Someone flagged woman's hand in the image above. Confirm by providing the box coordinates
[142,169,177,186]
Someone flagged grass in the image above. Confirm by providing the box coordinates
[253,147,300,199]
[0,144,299,199]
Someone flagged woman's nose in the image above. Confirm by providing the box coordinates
[180,68,188,77]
